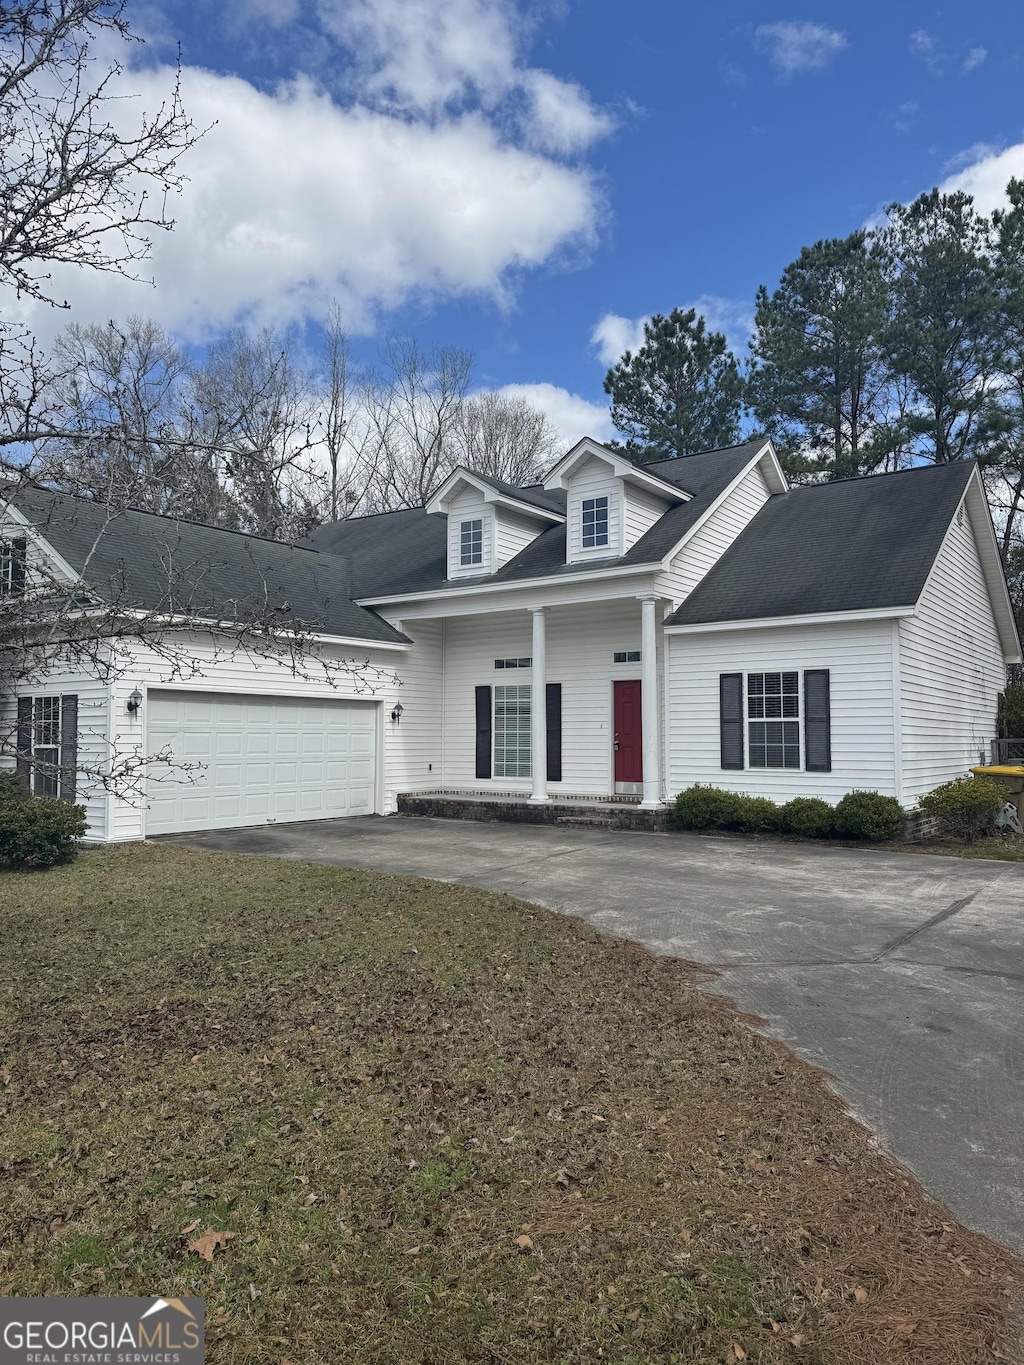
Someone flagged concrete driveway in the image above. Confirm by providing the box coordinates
[161,816,1024,1255]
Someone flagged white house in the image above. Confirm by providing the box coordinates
[2,437,1020,841]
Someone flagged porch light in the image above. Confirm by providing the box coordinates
[127,688,143,715]
[390,701,404,725]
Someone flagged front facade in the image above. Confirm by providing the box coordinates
[3,438,1020,841]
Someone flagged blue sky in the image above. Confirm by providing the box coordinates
[16,0,1024,444]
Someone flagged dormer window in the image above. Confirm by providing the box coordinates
[0,537,27,595]
[582,497,609,549]
[460,519,483,567]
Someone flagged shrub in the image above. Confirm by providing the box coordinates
[832,790,905,842]
[778,796,835,839]
[918,775,1007,844]
[0,770,30,804]
[672,785,747,831]
[732,795,780,833]
[0,796,87,869]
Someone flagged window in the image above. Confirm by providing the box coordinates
[0,537,26,596]
[494,684,531,778]
[613,650,641,664]
[581,496,609,548]
[460,518,483,566]
[32,696,62,796]
[494,657,532,669]
[747,672,800,769]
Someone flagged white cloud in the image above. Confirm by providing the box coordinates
[962,46,987,74]
[909,29,943,75]
[755,22,846,77]
[939,142,1024,214]
[6,55,606,345]
[591,297,753,370]
[492,382,613,448]
[591,312,648,367]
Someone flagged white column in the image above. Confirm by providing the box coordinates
[529,606,548,802]
[640,596,662,808]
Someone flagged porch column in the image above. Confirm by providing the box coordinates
[529,606,548,803]
[639,596,663,809]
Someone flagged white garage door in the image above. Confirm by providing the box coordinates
[146,690,377,835]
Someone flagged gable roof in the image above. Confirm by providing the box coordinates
[666,460,979,628]
[305,439,770,599]
[3,485,408,646]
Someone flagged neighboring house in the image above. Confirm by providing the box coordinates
[1,437,1019,841]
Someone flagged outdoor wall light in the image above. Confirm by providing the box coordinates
[127,688,143,715]
[390,701,404,725]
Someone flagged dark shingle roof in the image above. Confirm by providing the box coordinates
[305,439,770,597]
[667,460,976,627]
[6,485,407,645]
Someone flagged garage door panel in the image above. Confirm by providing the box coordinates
[146,691,377,834]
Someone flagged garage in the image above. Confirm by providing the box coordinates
[145,690,378,835]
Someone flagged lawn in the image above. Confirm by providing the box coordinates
[0,845,1020,1365]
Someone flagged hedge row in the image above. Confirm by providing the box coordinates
[672,785,905,842]
[0,770,87,869]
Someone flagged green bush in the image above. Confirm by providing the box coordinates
[778,796,835,839]
[918,775,1006,844]
[832,790,905,842]
[0,796,87,869]
[672,786,747,831]
[996,685,1024,740]
[0,770,30,804]
[732,795,780,833]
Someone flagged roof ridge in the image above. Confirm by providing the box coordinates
[788,460,976,492]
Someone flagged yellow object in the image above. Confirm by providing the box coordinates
[971,765,1024,777]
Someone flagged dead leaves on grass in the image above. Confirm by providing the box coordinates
[188,1228,235,1262]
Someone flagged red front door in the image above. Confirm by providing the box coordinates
[613,680,643,783]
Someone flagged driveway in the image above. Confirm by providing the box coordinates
[160,816,1024,1255]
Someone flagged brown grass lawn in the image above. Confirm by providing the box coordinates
[0,844,1021,1364]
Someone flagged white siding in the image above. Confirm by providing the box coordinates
[656,464,772,608]
[667,619,898,802]
[898,512,1006,799]
[566,456,622,562]
[440,600,651,795]
[446,487,494,578]
[380,618,444,802]
[623,484,671,553]
[493,509,543,568]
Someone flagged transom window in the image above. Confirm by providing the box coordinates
[613,650,641,664]
[581,496,609,549]
[460,518,483,567]
[494,684,531,778]
[748,672,800,769]
[494,657,532,669]
[32,696,62,796]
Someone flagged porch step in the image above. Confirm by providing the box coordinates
[397,793,669,833]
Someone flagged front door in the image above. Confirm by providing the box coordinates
[613,680,643,784]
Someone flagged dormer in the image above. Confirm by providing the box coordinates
[427,469,564,580]
[542,438,688,564]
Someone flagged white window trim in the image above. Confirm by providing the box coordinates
[493,683,532,779]
[459,517,484,567]
[32,695,63,797]
[581,495,610,550]
[746,670,801,771]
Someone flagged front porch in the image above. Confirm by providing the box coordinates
[397,788,671,832]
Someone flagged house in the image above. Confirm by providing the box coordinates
[1,437,1019,841]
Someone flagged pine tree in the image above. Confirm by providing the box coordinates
[602,308,743,462]
[747,231,898,481]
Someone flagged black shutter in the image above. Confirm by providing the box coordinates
[16,696,32,789]
[60,694,78,801]
[475,685,492,779]
[545,683,562,783]
[720,673,744,770]
[10,537,27,595]
[804,670,831,773]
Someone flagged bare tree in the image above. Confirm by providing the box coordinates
[454,389,560,486]
[0,0,197,308]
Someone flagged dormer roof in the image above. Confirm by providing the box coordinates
[542,437,690,502]
[426,468,565,522]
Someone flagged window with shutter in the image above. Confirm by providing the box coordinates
[803,670,831,772]
[720,674,744,769]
